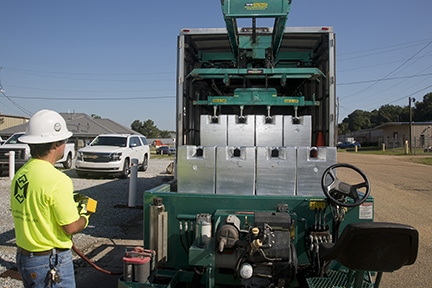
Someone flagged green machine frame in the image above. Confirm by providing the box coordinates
[126,183,374,288]
[188,0,323,110]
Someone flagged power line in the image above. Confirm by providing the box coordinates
[340,83,432,119]
[338,73,432,86]
[4,66,173,76]
[6,95,175,100]
[405,84,432,98]
[338,53,432,72]
[338,37,432,59]
[0,90,32,116]
[343,40,432,99]
[3,66,175,82]
[0,68,32,116]
[5,84,173,93]
[364,84,432,113]
[6,71,431,93]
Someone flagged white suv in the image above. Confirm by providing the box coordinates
[75,133,150,178]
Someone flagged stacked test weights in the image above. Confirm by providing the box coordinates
[177,114,336,196]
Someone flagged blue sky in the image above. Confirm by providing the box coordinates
[1,0,431,131]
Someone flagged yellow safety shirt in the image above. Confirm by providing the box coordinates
[11,158,80,251]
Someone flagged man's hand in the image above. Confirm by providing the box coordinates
[74,193,97,214]
[73,193,97,228]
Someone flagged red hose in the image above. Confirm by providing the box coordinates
[72,244,123,275]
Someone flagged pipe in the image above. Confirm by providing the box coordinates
[9,151,15,180]
[128,158,139,207]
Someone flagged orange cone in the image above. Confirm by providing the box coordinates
[316,131,325,147]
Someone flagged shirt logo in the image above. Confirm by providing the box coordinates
[14,175,29,204]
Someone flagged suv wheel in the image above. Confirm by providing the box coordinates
[119,158,130,179]
[140,155,148,171]
[63,153,73,169]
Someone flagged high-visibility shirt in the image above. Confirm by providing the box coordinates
[11,158,79,251]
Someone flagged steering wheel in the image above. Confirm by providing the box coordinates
[321,163,371,207]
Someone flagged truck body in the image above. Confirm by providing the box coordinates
[176,27,336,148]
[118,1,417,287]
[0,132,76,176]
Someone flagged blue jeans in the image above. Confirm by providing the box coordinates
[16,249,76,288]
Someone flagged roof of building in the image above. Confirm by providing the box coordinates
[0,112,136,138]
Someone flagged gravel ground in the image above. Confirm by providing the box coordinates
[2,154,431,287]
[0,157,174,288]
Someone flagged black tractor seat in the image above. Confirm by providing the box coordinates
[319,222,419,287]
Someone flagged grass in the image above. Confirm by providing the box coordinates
[151,153,174,160]
[409,157,432,165]
[338,146,432,165]
[346,146,407,155]
[150,148,175,160]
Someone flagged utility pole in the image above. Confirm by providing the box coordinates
[409,97,415,153]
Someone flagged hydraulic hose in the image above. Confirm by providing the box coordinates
[72,244,123,275]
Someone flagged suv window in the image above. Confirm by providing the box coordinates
[130,136,142,147]
[140,136,148,145]
[92,136,127,147]
[5,133,25,144]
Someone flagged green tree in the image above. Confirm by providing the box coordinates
[342,109,372,131]
[130,119,165,138]
[159,130,174,138]
[131,120,144,134]
[337,122,350,136]
[339,91,432,132]
[142,120,160,138]
[414,93,432,121]
[370,105,406,125]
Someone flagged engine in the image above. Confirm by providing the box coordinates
[215,212,297,287]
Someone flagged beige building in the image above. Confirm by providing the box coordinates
[0,114,29,131]
[0,112,137,149]
[342,122,432,149]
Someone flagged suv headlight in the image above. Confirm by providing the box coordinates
[77,151,83,161]
[110,152,122,161]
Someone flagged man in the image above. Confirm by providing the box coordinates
[11,109,90,288]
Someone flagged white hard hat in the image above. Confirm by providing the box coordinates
[19,109,73,144]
